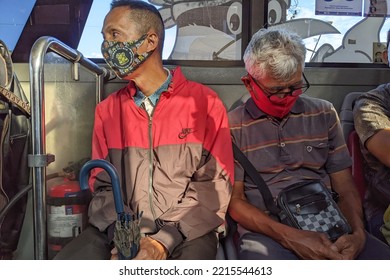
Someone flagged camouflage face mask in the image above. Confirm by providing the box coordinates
[101,34,153,78]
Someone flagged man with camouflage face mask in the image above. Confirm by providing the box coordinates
[54,0,234,260]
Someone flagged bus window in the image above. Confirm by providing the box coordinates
[0,1,35,53]
[78,0,244,61]
[268,0,390,63]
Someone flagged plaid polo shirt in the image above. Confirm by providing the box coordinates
[228,94,352,211]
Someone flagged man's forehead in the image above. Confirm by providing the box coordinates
[102,8,135,32]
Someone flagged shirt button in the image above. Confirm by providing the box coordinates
[280,142,285,147]
[307,146,312,152]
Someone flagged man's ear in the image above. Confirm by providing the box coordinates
[146,33,159,52]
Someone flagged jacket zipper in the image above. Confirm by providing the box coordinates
[147,112,157,221]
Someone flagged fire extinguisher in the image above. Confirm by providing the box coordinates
[46,158,91,259]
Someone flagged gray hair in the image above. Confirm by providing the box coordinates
[243,28,306,81]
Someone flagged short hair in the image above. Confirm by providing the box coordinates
[243,28,306,81]
[110,0,165,54]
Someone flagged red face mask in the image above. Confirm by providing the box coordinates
[241,74,301,119]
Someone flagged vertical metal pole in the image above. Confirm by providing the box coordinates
[29,36,110,259]
[29,38,48,260]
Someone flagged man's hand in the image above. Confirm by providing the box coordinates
[110,247,119,260]
[111,236,168,260]
[133,236,168,260]
[281,228,346,260]
[331,228,366,259]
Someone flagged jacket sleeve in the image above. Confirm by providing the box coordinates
[150,95,234,252]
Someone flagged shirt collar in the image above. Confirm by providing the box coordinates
[134,68,172,107]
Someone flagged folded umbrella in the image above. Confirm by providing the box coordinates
[79,159,142,259]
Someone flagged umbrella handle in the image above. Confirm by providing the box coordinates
[79,159,124,214]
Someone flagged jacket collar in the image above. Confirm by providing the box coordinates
[126,66,186,99]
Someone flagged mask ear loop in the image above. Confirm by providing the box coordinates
[242,74,268,104]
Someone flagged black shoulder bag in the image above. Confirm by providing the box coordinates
[232,143,352,241]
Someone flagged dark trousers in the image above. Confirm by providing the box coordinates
[54,226,218,260]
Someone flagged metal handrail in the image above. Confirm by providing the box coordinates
[28,36,114,260]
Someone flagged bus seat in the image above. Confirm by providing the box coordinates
[339,92,364,143]
[220,214,239,260]
[220,94,250,260]
[347,130,367,201]
[339,92,368,201]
